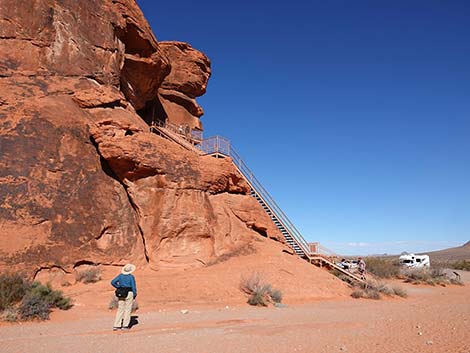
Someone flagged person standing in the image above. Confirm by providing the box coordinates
[111,264,137,331]
[358,257,366,280]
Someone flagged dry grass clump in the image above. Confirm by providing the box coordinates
[391,286,408,298]
[269,288,283,304]
[365,257,400,278]
[0,307,19,322]
[450,277,464,286]
[0,273,72,322]
[402,268,461,286]
[350,280,408,300]
[0,273,30,311]
[240,273,283,306]
[450,260,470,271]
[75,267,102,284]
[108,296,139,312]
[351,289,381,300]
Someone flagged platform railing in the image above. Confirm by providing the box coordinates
[150,120,203,144]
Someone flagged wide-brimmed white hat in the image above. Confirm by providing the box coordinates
[121,264,136,275]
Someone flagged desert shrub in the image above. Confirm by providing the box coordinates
[1,307,19,322]
[0,273,31,311]
[0,274,72,322]
[18,296,51,321]
[108,296,139,312]
[374,282,394,296]
[450,260,470,271]
[76,267,101,284]
[270,289,283,303]
[247,289,270,306]
[392,286,408,298]
[365,257,400,278]
[240,272,263,295]
[352,279,407,299]
[240,273,283,307]
[351,288,381,300]
[23,282,72,310]
[422,267,464,285]
[449,277,464,286]
[351,290,363,299]
[366,289,381,300]
[402,268,458,286]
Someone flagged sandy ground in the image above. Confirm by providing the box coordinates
[1,271,469,353]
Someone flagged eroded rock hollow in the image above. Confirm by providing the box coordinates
[0,0,282,275]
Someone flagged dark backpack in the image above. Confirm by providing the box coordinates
[115,287,131,299]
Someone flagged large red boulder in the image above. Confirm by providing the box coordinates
[157,41,212,130]
[0,0,283,276]
[160,41,211,98]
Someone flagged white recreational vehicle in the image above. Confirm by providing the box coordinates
[399,253,430,268]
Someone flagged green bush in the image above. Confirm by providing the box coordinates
[18,296,51,321]
[76,267,101,284]
[0,273,31,311]
[0,273,72,322]
[24,282,72,310]
[19,281,72,320]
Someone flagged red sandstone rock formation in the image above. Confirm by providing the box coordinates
[157,41,211,130]
[0,0,282,276]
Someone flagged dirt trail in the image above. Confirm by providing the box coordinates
[1,272,469,353]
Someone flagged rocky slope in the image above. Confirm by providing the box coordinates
[0,0,283,277]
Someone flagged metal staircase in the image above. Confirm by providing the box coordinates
[197,136,366,285]
[149,121,205,155]
[150,124,366,285]
[249,189,305,258]
[198,137,313,256]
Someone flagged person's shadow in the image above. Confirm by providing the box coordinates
[129,315,139,328]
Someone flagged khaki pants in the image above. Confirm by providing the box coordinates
[113,291,133,328]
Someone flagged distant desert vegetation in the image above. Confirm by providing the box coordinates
[370,241,470,271]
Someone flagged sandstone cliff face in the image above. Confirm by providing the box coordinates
[0,0,282,275]
[157,41,211,130]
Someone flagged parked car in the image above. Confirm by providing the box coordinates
[337,259,359,271]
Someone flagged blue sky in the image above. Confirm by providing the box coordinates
[137,0,470,255]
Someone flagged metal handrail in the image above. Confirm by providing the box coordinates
[150,120,203,144]
[197,136,313,258]
[317,244,337,257]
